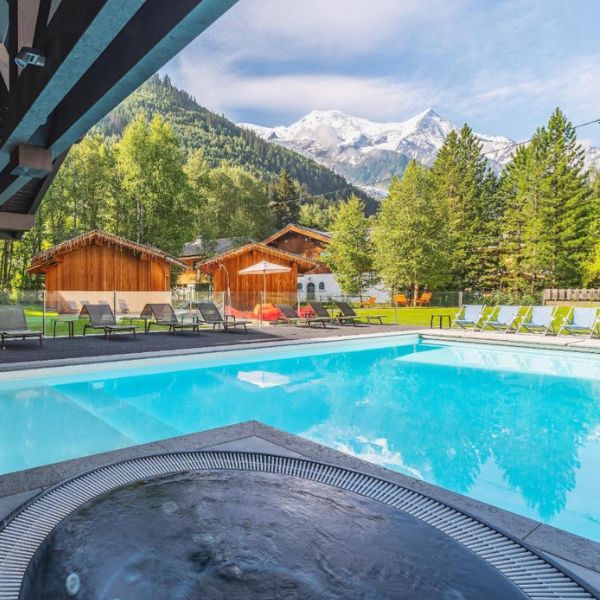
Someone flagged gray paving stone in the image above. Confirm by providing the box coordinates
[203,435,306,458]
[539,551,600,595]
[0,464,62,498]
[157,421,258,452]
[524,524,600,573]
[0,488,41,521]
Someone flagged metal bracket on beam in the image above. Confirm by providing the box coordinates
[10,144,52,177]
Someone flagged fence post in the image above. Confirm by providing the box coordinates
[458,291,463,307]
[113,290,117,320]
[42,288,46,337]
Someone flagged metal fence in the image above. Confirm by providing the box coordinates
[0,287,560,337]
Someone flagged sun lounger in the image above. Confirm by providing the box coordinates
[195,302,249,332]
[334,301,384,325]
[516,306,556,335]
[64,300,79,314]
[415,291,433,306]
[480,305,521,332]
[141,303,200,334]
[0,305,43,349]
[558,307,599,338]
[393,293,408,306]
[274,304,328,327]
[451,304,486,329]
[307,302,336,326]
[117,299,130,314]
[80,304,138,339]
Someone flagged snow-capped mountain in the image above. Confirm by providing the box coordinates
[239,109,600,192]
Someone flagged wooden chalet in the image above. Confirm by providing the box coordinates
[28,230,185,313]
[198,243,316,310]
[263,223,331,262]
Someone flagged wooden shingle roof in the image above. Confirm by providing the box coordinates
[198,242,316,273]
[28,230,186,274]
[263,223,331,246]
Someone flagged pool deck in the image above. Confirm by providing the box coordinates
[2,325,600,593]
[0,323,417,370]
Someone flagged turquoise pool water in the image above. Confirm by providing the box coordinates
[1,335,599,542]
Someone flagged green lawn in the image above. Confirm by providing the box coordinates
[355,305,575,330]
[354,306,457,326]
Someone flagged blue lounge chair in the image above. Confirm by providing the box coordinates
[452,304,486,330]
[516,306,556,335]
[480,305,521,333]
[558,307,600,338]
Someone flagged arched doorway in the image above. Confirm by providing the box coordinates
[307,282,316,300]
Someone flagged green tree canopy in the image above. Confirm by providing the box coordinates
[372,162,450,298]
[322,195,377,296]
[115,114,194,255]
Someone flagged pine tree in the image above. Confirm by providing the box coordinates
[322,196,377,297]
[499,109,590,289]
[430,125,499,290]
[372,162,450,299]
[268,170,300,228]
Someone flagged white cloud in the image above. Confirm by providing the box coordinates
[198,0,461,61]
[454,53,600,124]
[176,53,440,121]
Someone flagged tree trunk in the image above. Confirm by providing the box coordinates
[413,283,420,307]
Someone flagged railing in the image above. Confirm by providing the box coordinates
[543,289,600,304]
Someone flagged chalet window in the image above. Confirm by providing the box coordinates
[297,283,303,290]
[318,282,325,290]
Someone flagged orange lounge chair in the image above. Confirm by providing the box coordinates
[393,293,408,306]
[415,291,432,306]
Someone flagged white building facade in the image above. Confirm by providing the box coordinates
[297,272,390,302]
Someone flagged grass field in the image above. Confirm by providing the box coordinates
[354,307,457,326]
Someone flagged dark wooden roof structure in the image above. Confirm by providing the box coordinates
[0,0,238,240]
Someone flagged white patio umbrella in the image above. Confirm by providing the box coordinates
[238,260,291,325]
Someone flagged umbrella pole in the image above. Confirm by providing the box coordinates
[261,271,265,327]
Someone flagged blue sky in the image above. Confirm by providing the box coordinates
[163,0,600,145]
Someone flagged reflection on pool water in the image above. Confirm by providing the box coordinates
[1,335,599,542]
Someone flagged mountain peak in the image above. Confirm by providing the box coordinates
[415,107,439,120]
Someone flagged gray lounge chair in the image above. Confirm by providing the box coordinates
[195,302,249,332]
[80,304,138,339]
[117,299,130,314]
[558,307,599,338]
[274,304,328,327]
[307,303,336,326]
[480,305,521,332]
[334,300,384,325]
[64,300,79,314]
[0,305,43,349]
[516,306,557,336]
[141,303,200,334]
[451,304,486,329]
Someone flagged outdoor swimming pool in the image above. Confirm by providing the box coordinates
[1,334,599,542]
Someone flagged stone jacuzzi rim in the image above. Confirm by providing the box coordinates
[0,451,597,599]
